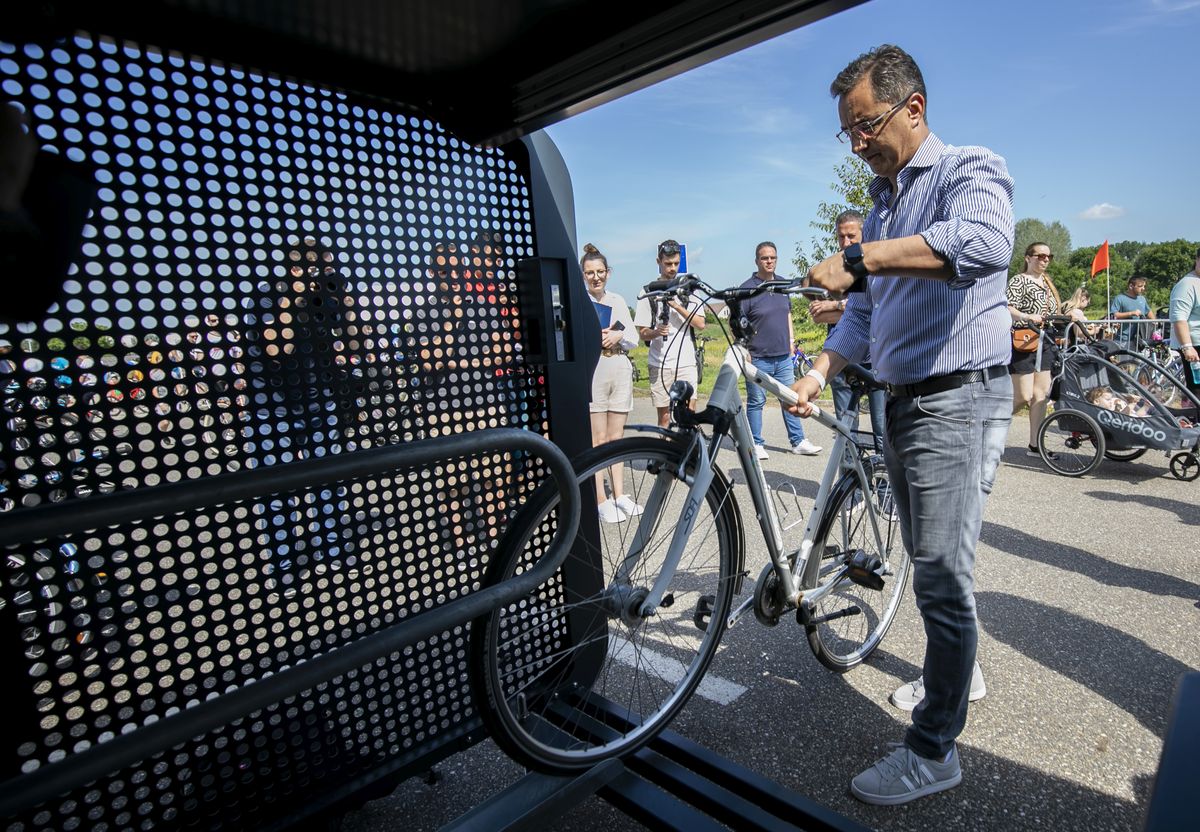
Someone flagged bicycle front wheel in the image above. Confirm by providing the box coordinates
[470,436,739,772]
[803,458,908,672]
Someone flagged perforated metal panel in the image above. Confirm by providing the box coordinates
[0,31,552,831]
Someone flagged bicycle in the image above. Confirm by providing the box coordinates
[792,338,816,377]
[471,274,906,772]
[694,334,716,385]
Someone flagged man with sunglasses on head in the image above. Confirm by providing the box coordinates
[789,44,1014,806]
[634,239,707,427]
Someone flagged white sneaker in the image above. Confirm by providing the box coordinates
[791,440,823,455]
[755,444,770,461]
[890,662,987,712]
[613,495,643,517]
[597,500,626,524]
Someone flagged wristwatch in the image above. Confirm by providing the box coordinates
[842,242,870,293]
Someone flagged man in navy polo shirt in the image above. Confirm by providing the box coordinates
[741,241,822,459]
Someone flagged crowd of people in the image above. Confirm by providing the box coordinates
[580,229,1198,477]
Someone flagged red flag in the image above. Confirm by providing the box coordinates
[1090,240,1110,276]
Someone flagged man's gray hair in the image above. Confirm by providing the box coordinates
[830,44,927,114]
[755,241,777,257]
[835,210,864,228]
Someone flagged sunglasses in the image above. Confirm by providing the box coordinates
[1029,253,1053,261]
[657,241,681,257]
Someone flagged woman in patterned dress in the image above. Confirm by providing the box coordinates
[1007,242,1061,456]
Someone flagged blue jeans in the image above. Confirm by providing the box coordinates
[830,366,887,452]
[747,354,805,446]
[882,372,1012,760]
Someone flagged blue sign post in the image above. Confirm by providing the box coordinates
[679,244,688,273]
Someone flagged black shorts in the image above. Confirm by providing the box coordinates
[1009,341,1057,374]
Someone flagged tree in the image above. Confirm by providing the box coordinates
[1009,218,1072,275]
[792,155,874,275]
[1134,239,1197,286]
[1112,240,1147,264]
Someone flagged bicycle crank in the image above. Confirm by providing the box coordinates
[799,605,862,626]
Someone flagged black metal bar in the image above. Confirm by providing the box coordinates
[600,770,728,832]
[628,748,803,832]
[0,428,544,544]
[0,428,581,818]
[440,759,625,832]
[578,694,870,832]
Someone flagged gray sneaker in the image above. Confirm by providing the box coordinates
[890,661,987,712]
[851,743,962,805]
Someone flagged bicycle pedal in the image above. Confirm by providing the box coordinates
[847,549,884,591]
[693,594,715,632]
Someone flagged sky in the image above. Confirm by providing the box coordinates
[543,0,1200,304]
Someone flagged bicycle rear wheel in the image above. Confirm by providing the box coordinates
[1116,358,1182,409]
[802,458,908,672]
[470,436,739,772]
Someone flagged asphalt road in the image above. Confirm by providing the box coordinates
[344,397,1199,832]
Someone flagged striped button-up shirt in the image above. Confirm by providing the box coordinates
[825,133,1015,385]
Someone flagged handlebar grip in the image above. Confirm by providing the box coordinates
[645,277,678,293]
[841,363,886,391]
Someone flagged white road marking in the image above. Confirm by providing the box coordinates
[611,640,748,705]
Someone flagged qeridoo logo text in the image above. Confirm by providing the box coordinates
[1094,408,1167,443]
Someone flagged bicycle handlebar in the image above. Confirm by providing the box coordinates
[638,274,830,303]
[841,362,887,392]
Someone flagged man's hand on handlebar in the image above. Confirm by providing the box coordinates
[788,374,822,418]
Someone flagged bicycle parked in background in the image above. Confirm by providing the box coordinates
[694,334,716,384]
[792,338,816,377]
[471,274,906,772]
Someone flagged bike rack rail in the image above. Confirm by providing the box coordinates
[442,695,871,832]
[0,429,580,819]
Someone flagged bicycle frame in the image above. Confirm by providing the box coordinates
[625,343,890,625]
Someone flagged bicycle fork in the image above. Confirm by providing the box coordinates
[612,431,716,619]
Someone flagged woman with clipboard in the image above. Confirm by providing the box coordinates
[582,243,641,523]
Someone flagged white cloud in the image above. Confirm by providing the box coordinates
[1151,0,1200,11]
[1079,203,1126,221]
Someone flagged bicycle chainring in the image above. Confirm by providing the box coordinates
[752,563,789,626]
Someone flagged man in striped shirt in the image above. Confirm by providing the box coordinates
[790,44,1014,806]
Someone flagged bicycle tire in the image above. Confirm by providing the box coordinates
[470,436,739,772]
[695,346,705,385]
[1037,409,1105,476]
[802,458,908,672]
[1116,358,1182,409]
[1103,446,1148,462]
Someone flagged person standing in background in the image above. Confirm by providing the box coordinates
[1007,242,1061,457]
[741,241,822,459]
[809,210,886,450]
[582,243,642,523]
[1169,248,1200,403]
[634,240,707,427]
[1109,275,1150,349]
